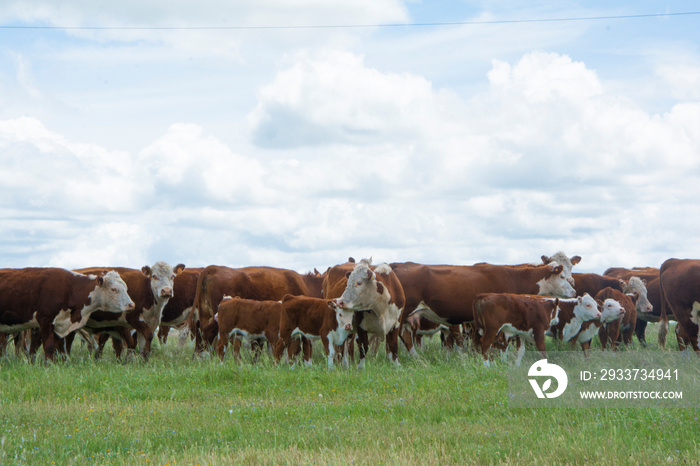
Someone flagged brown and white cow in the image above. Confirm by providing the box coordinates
[549,294,603,353]
[0,268,134,361]
[393,258,576,338]
[75,262,185,359]
[157,267,203,345]
[207,296,282,361]
[594,287,638,350]
[604,267,660,347]
[541,252,581,285]
[274,295,355,368]
[659,258,700,355]
[324,258,406,368]
[473,293,560,366]
[189,265,319,353]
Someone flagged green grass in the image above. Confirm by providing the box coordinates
[1,324,698,465]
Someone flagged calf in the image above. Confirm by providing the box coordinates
[549,294,603,353]
[604,267,660,347]
[594,288,638,350]
[473,294,559,366]
[0,268,134,361]
[274,295,355,368]
[208,296,282,361]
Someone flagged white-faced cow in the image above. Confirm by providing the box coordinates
[74,262,185,359]
[274,295,355,368]
[324,258,406,368]
[0,268,134,361]
[594,287,638,350]
[393,257,577,345]
[157,267,203,345]
[549,294,603,353]
[604,267,660,347]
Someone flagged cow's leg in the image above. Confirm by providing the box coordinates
[385,326,401,366]
[39,324,56,362]
[515,337,527,367]
[232,338,242,361]
[158,325,169,345]
[321,335,335,368]
[251,339,263,363]
[273,337,286,364]
[27,328,42,363]
[534,331,546,360]
[399,324,419,358]
[356,327,370,370]
[479,326,499,366]
[623,319,636,346]
[216,332,227,361]
[599,325,609,351]
[635,319,648,347]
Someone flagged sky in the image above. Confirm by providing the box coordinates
[1,1,700,274]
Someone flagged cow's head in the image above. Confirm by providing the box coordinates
[541,252,581,286]
[91,271,135,313]
[537,264,576,298]
[330,299,354,332]
[142,262,185,301]
[598,298,625,323]
[337,259,383,311]
[573,293,601,321]
[620,277,653,314]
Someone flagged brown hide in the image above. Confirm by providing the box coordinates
[659,258,700,354]
[594,287,638,350]
[212,297,282,361]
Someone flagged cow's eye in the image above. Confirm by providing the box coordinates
[111,287,118,293]
[153,275,159,280]
[356,281,362,286]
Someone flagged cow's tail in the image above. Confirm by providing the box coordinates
[472,296,486,348]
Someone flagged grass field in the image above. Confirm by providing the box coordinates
[1,324,698,465]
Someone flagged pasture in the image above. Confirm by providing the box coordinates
[1,325,698,465]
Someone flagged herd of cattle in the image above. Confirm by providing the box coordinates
[1,252,699,367]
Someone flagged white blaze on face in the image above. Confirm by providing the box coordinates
[543,252,580,286]
[537,265,576,298]
[332,300,354,332]
[144,261,181,301]
[573,294,601,321]
[600,298,624,323]
[338,259,377,311]
[92,271,135,314]
[621,277,653,314]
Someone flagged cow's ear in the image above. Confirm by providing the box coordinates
[348,257,355,263]
[619,278,627,288]
[174,264,186,275]
[550,264,564,275]
[570,255,582,265]
[376,281,385,295]
[327,300,336,309]
[366,269,373,281]
[97,275,105,286]
[346,272,351,279]
[541,255,551,265]
[642,278,647,285]
[141,265,152,277]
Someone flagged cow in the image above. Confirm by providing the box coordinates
[324,258,406,368]
[549,294,603,354]
[604,267,661,347]
[473,293,560,366]
[0,268,134,361]
[594,288,635,350]
[206,296,282,362]
[157,267,203,345]
[274,295,355,368]
[541,252,582,285]
[572,272,623,297]
[74,262,185,359]
[189,265,319,353]
[393,258,577,340]
[659,258,700,355]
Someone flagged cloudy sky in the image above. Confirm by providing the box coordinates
[1,1,699,274]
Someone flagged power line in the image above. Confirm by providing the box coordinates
[0,11,699,31]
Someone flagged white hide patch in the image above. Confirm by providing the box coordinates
[374,263,392,275]
[0,312,39,333]
[577,322,600,344]
[360,302,402,336]
[691,302,700,326]
[497,323,535,343]
[161,306,193,327]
